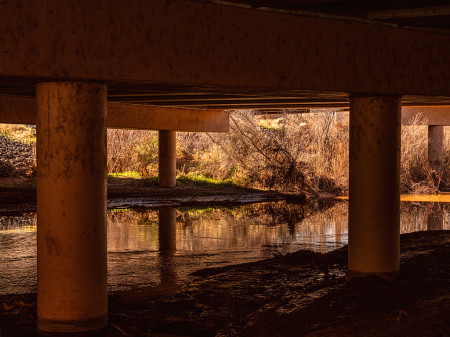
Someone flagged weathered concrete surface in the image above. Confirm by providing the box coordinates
[428,125,444,171]
[159,130,177,188]
[403,107,450,125]
[0,95,229,132]
[0,95,36,125]
[108,104,228,132]
[36,82,108,334]
[349,96,401,280]
[1,0,450,96]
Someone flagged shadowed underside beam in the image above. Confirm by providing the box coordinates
[1,0,450,97]
[0,95,229,132]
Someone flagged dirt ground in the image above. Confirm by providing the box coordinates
[1,231,450,336]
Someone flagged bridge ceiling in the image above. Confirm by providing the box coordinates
[1,0,450,111]
[193,0,450,32]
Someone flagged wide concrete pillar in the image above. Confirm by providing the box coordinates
[349,96,401,281]
[158,130,177,187]
[36,82,108,335]
[428,125,444,171]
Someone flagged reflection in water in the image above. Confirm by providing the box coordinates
[428,203,444,231]
[1,200,450,294]
[158,206,177,285]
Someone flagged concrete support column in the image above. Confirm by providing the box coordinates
[428,125,444,171]
[36,82,108,334]
[158,130,177,187]
[349,96,401,281]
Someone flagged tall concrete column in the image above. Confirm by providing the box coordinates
[349,96,401,281]
[158,130,177,187]
[36,82,108,334]
[428,125,444,171]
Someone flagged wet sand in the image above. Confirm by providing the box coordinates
[1,231,450,336]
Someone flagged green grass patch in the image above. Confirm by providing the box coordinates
[0,179,36,188]
[176,174,233,187]
[108,171,141,179]
[0,124,36,144]
[177,206,216,215]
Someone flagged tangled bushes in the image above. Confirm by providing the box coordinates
[5,109,448,194]
[176,109,349,193]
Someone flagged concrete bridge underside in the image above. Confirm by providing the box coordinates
[2,0,450,334]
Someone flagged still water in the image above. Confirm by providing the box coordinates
[1,200,449,294]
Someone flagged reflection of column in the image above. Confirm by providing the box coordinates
[428,203,444,231]
[348,96,401,281]
[335,219,342,250]
[158,207,177,284]
[158,130,177,188]
[36,82,108,334]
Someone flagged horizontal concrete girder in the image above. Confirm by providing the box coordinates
[402,107,450,126]
[1,0,450,97]
[0,96,229,132]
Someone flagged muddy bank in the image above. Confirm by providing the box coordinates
[0,179,307,213]
[1,231,450,336]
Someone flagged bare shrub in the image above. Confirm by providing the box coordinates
[133,133,159,177]
[177,109,349,193]
[298,110,349,192]
[400,114,438,194]
[107,129,151,173]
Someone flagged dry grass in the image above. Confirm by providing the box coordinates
[3,110,449,194]
[0,124,36,144]
[107,129,153,173]
[400,113,450,194]
[177,109,349,193]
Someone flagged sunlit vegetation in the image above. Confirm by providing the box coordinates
[2,109,450,194]
[176,173,232,187]
[0,124,36,144]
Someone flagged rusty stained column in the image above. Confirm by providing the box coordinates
[349,96,401,281]
[36,82,108,334]
[428,125,444,172]
[158,130,177,188]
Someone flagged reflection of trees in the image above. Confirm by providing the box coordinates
[0,213,36,230]
[106,201,450,258]
[107,210,159,251]
[401,202,449,232]
[175,200,345,253]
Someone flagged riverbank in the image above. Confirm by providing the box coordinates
[1,231,449,336]
[0,176,308,213]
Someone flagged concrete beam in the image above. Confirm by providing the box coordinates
[402,107,450,126]
[0,96,229,132]
[1,0,450,97]
[107,104,229,132]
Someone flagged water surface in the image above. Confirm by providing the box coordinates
[1,200,449,294]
